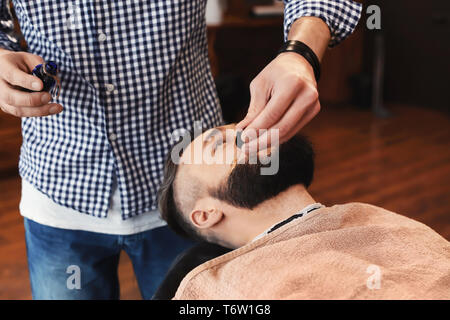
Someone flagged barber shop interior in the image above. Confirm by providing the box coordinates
[0,0,448,308]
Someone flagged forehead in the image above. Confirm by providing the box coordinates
[199,124,236,142]
[180,124,236,161]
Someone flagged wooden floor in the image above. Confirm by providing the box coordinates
[0,103,449,299]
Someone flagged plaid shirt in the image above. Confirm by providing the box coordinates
[0,0,361,219]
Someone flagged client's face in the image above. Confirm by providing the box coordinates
[178,124,243,193]
[178,123,314,212]
[165,124,314,247]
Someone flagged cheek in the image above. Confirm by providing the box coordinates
[193,162,231,189]
[221,143,239,165]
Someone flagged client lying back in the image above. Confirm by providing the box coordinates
[157,124,450,299]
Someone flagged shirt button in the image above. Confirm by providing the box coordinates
[109,133,117,141]
[106,84,115,92]
[98,32,107,42]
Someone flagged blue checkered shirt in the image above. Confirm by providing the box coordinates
[0,0,361,219]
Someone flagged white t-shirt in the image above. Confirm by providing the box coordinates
[19,177,167,235]
[251,203,324,242]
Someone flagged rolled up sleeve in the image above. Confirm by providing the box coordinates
[0,0,21,51]
[283,0,363,47]
[0,31,21,51]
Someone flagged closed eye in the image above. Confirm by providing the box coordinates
[204,129,236,156]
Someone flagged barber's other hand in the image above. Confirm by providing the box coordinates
[0,49,63,117]
[236,51,320,152]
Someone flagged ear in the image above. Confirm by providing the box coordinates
[189,208,224,229]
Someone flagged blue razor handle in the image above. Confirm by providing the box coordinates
[31,61,61,98]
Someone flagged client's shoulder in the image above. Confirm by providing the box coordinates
[327,202,446,239]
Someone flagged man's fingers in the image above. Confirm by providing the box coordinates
[241,82,300,140]
[0,52,60,118]
[1,103,63,118]
[2,53,44,91]
[2,63,43,91]
[242,99,320,153]
[0,80,52,107]
[283,101,321,141]
[236,80,269,130]
[268,93,319,143]
[22,52,45,72]
[241,128,278,154]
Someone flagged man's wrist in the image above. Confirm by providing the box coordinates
[287,17,331,62]
[278,40,321,82]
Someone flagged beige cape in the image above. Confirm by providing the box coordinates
[174,203,450,299]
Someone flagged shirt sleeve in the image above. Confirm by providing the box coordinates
[283,0,363,48]
[0,0,22,51]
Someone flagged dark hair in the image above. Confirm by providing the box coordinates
[158,128,206,241]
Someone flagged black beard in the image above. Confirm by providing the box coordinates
[209,134,315,209]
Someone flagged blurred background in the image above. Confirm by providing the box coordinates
[0,0,449,299]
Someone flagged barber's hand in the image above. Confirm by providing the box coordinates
[236,52,320,152]
[0,49,63,117]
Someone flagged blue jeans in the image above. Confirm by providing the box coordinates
[23,218,195,300]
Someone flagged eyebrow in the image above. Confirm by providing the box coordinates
[202,127,227,147]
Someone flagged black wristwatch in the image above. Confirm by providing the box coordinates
[278,40,321,82]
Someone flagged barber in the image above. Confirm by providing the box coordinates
[0,0,361,299]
